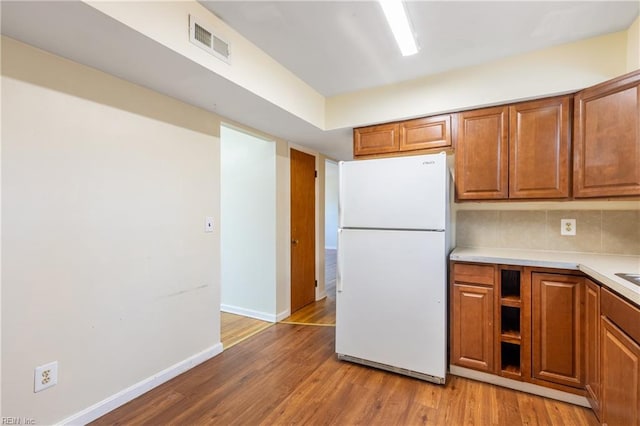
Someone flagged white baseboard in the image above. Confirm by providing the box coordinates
[221,304,277,323]
[316,291,327,301]
[59,343,223,425]
[449,365,590,408]
[325,246,337,250]
[276,309,290,322]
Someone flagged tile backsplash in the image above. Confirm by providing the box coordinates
[456,210,640,255]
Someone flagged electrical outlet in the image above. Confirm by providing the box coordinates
[561,218,576,236]
[34,361,58,392]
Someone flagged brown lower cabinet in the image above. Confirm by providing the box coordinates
[451,261,640,425]
[451,283,494,372]
[599,288,640,426]
[600,318,640,426]
[450,262,496,372]
[532,273,584,389]
[585,279,601,418]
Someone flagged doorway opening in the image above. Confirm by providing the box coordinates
[220,124,276,349]
[324,159,338,307]
[281,157,337,326]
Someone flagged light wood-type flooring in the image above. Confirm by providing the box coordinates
[92,322,597,425]
[91,248,598,425]
[221,249,337,349]
[282,248,336,325]
[220,312,272,350]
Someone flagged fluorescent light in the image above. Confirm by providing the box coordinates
[378,0,418,56]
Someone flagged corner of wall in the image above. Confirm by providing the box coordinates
[627,14,640,72]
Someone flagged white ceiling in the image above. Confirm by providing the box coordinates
[202,1,639,96]
[1,1,638,160]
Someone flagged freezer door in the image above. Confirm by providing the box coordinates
[339,152,447,230]
[336,228,447,379]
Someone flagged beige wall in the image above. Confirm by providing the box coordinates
[275,139,292,317]
[628,15,640,71]
[327,31,628,130]
[77,2,639,135]
[87,0,326,129]
[1,37,222,423]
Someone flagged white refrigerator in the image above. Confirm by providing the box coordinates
[336,152,449,384]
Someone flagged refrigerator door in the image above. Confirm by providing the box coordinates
[339,152,447,230]
[336,228,446,380]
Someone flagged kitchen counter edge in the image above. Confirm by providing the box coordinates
[450,247,640,306]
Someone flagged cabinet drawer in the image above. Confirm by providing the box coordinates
[453,263,495,286]
[601,288,640,343]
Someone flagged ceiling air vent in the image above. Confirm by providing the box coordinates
[189,15,230,63]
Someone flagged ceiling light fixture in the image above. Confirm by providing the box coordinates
[378,0,418,57]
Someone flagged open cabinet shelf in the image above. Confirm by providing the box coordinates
[499,268,524,379]
[501,341,522,377]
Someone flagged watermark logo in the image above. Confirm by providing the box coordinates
[2,418,36,425]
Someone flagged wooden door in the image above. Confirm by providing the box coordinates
[509,96,571,199]
[455,106,509,200]
[399,114,451,152]
[290,149,316,314]
[532,273,583,388]
[451,283,494,372]
[574,69,640,198]
[353,123,399,157]
[600,317,640,426]
[585,279,601,417]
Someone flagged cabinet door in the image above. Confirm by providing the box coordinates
[399,115,451,152]
[509,96,571,199]
[353,123,399,156]
[532,273,583,388]
[601,317,640,426]
[451,283,494,372]
[585,279,601,417]
[574,70,640,198]
[455,106,508,200]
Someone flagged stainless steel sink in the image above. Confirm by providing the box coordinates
[615,273,640,287]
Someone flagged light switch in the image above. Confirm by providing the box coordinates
[205,217,214,233]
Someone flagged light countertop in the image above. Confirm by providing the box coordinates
[450,247,640,306]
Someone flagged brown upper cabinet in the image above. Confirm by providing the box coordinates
[399,114,451,152]
[354,70,638,201]
[354,115,451,158]
[353,123,399,156]
[509,96,571,199]
[573,69,640,198]
[455,106,509,200]
[455,96,571,201]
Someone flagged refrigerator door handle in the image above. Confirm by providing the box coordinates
[338,161,345,228]
[337,229,343,293]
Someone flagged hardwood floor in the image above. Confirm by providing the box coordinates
[92,249,597,424]
[221,248,336,348]
[281,248,336,326]
[91,323,598,425]
[220,312,272,349]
